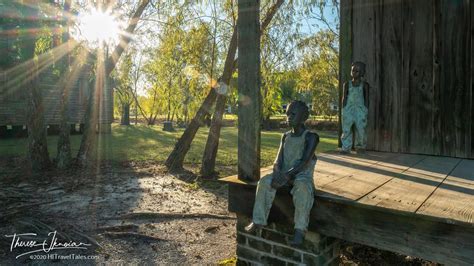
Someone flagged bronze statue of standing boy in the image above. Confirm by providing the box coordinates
[341,61,369,153]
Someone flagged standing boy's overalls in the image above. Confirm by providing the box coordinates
[251,130,317,231]
[341,81,368,152]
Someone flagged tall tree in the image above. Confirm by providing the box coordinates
[113,52,134,125]
[296,30,339,118]
[56,0,73,169]
[23,1,51,171]
[165,26,235,171]
[76,0,150,167]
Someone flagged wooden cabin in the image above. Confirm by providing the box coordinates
[0,68,113,135]
[0,9,113,135]
[0,68,82,124]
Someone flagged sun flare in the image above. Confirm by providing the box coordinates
[72,9,122,47]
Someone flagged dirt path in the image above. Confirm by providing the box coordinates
[0,165,237,265]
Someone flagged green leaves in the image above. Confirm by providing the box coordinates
[296,29,339,117]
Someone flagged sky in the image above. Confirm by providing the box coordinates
[300,3,339,36]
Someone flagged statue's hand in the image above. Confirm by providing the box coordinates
[271,171,289,189]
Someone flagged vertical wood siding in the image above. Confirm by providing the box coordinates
[343,0,473,158]
[0,66,113,126]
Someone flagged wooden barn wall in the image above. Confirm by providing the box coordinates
[343,0,473,158]
[0,66,114,126]
[472,0,474,158]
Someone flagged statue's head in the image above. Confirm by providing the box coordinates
[351,61,366,78]
[286,100,309,127]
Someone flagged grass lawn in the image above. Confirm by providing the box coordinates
[0,124,338,167]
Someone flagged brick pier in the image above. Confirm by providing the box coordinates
[236,214,340,265]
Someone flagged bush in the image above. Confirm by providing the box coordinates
[305,120,338,131]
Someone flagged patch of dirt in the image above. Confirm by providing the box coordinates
[0,164,236,264]
[0,161,442,265]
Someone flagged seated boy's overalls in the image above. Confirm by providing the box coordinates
[251,129,317,231]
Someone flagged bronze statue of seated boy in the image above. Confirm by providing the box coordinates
[245,100,319,246]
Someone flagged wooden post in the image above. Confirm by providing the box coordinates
[339,0,352,148]
[470,0,474,158]
[238,0,261,181]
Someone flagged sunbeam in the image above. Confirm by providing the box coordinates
[1,40,80,97]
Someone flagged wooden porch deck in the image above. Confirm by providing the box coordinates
[314,151,473,225]
[222,151,474,264]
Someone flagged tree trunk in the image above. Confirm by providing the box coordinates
[184,107,188,124]
[135,101,138,125]
[27,63,51,172]
[171,106,176,123]
[165,89,217,170]
[56,0,72,169]
[56,67,76,169]
[121,103,130,125]
[76,61,100,168]
[200,26,238,177]
[200,0,284,177]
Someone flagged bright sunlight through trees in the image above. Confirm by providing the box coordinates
[71,8,122,48]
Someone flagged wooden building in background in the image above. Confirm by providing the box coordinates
[0,4,113,135]
[340,0,473,159]
[0,62,113,134]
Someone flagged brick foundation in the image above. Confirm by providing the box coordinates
[236,214,340,265]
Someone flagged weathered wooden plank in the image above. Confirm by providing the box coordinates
[439,0,471,157]
[372,0,384,152]
[324,150,397,165]
[404,0,434,155]
[373,153,426,171]
[405,155,460,178]
[315,152,394,188]
[237,0,261,181]
[351,0,378,151]
[319,153,423,201]
[417,159,474,224]
[312,198,474,266]
[431,0,442,156]
[358,155,459,212]
[379,0,402,152]
[338,0,352,148]
[459,0,471,158]
[318,170,387,201]
[470,0,474,159]
[220,165,272,186]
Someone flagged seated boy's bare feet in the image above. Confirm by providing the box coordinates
[244,222,263,233]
